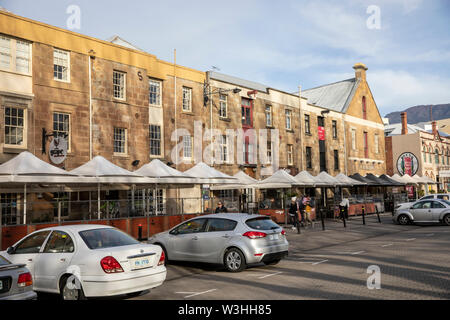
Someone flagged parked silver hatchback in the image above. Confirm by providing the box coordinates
[149,213,289,272]
[393,199,450,225]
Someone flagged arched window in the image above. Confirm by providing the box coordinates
[362,96,367,120]
[435,149,439,164]
[447,149,450,165]
[428,147,432,163]
[423,146,427,162]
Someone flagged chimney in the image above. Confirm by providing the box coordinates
[353,63,368,81]
[432,121,438,136]
[401,112,408,135]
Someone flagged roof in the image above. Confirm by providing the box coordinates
[199,213,266,221]
[37,224,112,232]
[209,71,270,93]
[106,35,143,52]
[384,123,424,137]
[302,78,359,113]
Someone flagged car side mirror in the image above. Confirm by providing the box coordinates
[6,246,15,254]
[169,229,178,236]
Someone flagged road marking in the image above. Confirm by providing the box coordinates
[381,244,393,248]
[406,238,416,241]
[425,234,435,237]
[175,289,217,299]
[351,251,365,255]
[258,272,283,279]
[312,260,328,265]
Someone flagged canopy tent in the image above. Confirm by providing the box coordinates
[183,162,237,185]
[254,169,299,189]
[364,173,392,186]
[378,174,405,186]
[294,171,318,187]
[315,171,346,187]
[411,175,437,185]
[349,173,374,185]
[391,174,418,186]
[210,171,258,191]
[334,173,366,186]
[135,159,198,185]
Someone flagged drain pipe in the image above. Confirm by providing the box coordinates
[88,50,95,160]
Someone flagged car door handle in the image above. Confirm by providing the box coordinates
[27,259,33,262]
[192,236,199,241]
[60,258,66,262]
[222,235,231,239]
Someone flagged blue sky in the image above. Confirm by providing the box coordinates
[1,0,450,116]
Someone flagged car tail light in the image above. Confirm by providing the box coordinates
[100,256,124,274]
[17,272,33,287]
[158,250,165,266]
[243,231,267,239]
[281,230,286,236]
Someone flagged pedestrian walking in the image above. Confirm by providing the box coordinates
[304,196,314,228]
[215,201,228,213]
[289,197,301,234]
[339,196,350,220]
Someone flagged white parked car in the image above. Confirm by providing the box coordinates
[0,225,166,300]
[393,199,450,225]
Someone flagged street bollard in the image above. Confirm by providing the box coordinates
[341,208,346,228]
[376,206,381,223]
[138,224,143,241]
[362,206,366,225]
[320,208,326,231]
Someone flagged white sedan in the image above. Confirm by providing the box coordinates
[0,225,166,300]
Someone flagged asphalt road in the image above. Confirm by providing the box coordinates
[131,214,450,300]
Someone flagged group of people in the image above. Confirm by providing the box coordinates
[289,196,315,233]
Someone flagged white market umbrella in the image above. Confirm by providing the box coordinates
[210,171,259,190]
[334,173,366,186]
[183,162,237,185]
[315,171,346,187]
[135,159,198,184]
[294,171,317,187]
[255,169,298,189]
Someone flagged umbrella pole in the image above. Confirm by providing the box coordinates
[154,184,157,216]
[23,184,27,225]
[97,183,100,220]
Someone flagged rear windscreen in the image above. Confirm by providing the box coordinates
[246,217,281,230]
[79,228,139,250]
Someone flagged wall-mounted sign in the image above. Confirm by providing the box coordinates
[49,136,68,164]
[318,126,325,141]
[397,152,419,176]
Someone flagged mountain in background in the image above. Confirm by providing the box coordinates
[385,104,450,124]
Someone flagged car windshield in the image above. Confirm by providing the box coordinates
[0,255,10,266]
[246,217,281,230]
[79,228,139,250]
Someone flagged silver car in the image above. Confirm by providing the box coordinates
[394,193,450,212]
[149,213,289,272]
[393,199,450,225]
[0,255,37,300]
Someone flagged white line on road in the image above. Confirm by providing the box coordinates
[381,244,393,248]
[351,251,365,255]
[406,238,417,241]
[312,260,329,265]
[176,289,217,299]
[258,272,283,279]
[425,234,435,237]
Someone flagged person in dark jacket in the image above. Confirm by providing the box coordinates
[289,197,301,234]
[215,201,228,213]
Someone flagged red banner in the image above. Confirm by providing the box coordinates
[404,157,412,176]
[318,126,325,141]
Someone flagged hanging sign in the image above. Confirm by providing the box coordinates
[49,136,68,164]
[318,126,325,141]
[397,152,418,176]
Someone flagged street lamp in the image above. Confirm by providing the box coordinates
[203,84,241,107]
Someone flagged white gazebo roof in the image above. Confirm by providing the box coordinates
[294,171,317,186]
[255,169,298,189]
[183,162,237,184]
[210,171,259,190]
[70,156,151,183]
[334,173,366,186]
[135,159,197,184]
[411,175,436,184]
[315,171,346,186]
[391,174,418,186]
[0,151,85,183]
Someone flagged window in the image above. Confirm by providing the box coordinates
[432,201,445,209]
[374,134,379,154]
[351,129,356,150]
[149,79,161,106]
[219,190,234,199]
[1,193,17,225]
[364,132,369,158]
[241,98,252,127]
[265,105,272,127]
[362,96,367,120]
[243,140,255,164]
[245,217,280,230]
[435,149,439,164]
[429,147,432,163]
[44,231,74,253]
[306,147,312,169]
[79,228,139,250]
[332,120,337,139]
[334,150,339,170]
[172,218,207,235]
[53,49,70,81]
[423,147,427,163]
[14,231,51,254]
[114,128,127,154]
[52,192,70,218]
[148,188,165,215]
[183,135,192,159]
[219,135,228,163]
[267,141,273,164]
[53,112,70,150]
[305,114,311,134]
[113,71,126,100]
[285,109,292,130]
[0,36,31,74]
[219,94,227,118]
[287,144,293,165]
[4,107,25,146]
[205,219,237,232]
[149,125,161,156]
[182,87,192,112]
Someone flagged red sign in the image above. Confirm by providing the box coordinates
[404,157,412,176]
[318,126,325,141]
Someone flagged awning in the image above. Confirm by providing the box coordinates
[210,171,259,190]
[378,174,405,186]
[183,162,237,185]
[135,159,198,184]
[294,171,317,187]
[334,173,367,186]
[349,173,374,185]
[364,174,391,186]
[314,171,346,187]
[255,169,299,189]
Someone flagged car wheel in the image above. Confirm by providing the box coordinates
[61,275,86,301]
[224,248,246,273]
[398,214,411,225]
[263,259,281,266]
[443,214,450,226]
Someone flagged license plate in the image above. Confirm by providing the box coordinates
[269,234,279,240]
[130,256,153,270]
